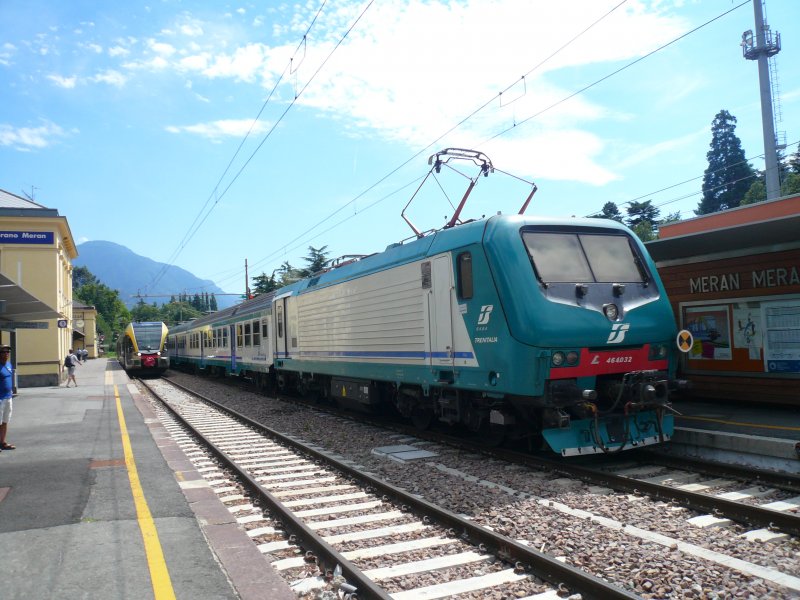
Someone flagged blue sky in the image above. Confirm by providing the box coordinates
[1,0,798,300]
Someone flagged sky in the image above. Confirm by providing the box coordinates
[1,0,798,300]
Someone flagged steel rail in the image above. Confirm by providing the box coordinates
[639,450,800,493]
[166,371,800,540]
[143,380,394,600]
[156,378,639,600]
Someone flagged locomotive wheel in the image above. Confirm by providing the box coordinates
[411,408,434,430]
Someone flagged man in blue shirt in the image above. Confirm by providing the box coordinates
[0,345,14,451]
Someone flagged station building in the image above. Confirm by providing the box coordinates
[0,188,78,387]
[647,193,800,405]
[73,300,99,359]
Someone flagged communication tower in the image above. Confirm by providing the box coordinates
[741,0,782,200]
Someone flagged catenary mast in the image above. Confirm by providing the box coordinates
[741,0,782,200]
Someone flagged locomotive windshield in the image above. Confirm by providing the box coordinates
[522,230,646,283]
[131,322,164,351]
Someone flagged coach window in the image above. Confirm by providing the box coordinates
[277,305,284,338]
[457,252,473,299]
[244,322,252,347]
[237,324,243,348]
[222,328,228,348]
[252,320,260,346]
[261,320,268,342]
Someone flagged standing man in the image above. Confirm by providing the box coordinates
[0,345,15,451]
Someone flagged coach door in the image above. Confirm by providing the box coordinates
[274,295,289,360]
[430,256,454,368]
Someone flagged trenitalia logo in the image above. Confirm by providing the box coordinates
[606,323,630,344]
[477,305,494,326]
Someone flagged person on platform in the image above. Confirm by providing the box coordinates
[0,345,15,451]
[65,348,79,387]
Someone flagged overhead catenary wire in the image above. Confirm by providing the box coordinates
[147,0,373,293]
[240,0,752,284]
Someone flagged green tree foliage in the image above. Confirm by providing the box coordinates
[210,294,218,311]
[130,299,161,322]
[741,179,766,206]
[589,202,624,222]
[299,245,330,277]
[73,269,131,345]
[629,221,657,242]
[697,110,755,215]
[788,147,800,174]
[252,272,279,295]
[277,261,301,286]
[626,200,660,227]
[72,265,98,288]
[160,301,202,325]
[782,173,800,196]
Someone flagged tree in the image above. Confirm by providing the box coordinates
[629,221,657,242]
[590,202,624,222]
[210,294,218,311]
[131,299,161,322]
[626,200,660,227]
[782,172,800,196]
[277,261,301,286]
[252,272,279,295]
[787,147,800,174]
[697,110,755,215]
[741,179,766,206]
[300,246,330,277]
[72,265,98,289]
[74,270,131,346]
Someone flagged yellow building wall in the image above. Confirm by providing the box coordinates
[0,215,76,386]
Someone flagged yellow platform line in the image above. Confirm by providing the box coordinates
[677,414,800,433]
[114,385,176,600]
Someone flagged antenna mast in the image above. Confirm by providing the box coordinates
[742,0,782,200]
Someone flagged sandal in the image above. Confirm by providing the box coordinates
[1,443,15,450]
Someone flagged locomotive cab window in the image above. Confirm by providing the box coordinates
[456,252,473,299]
[522,230,647,283]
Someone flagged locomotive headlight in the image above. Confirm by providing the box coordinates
[649,343,668,360]
[566,351,579,365]
[552,351,566,367]
[603,303,619,321]
[136,352,142,357]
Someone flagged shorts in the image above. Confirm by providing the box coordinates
[0,397,11,423]
[68,366,76,376]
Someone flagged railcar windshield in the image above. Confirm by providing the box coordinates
[131,322,164,351]
[522,230,645,283]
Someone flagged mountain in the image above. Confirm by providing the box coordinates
[74,241,236,309]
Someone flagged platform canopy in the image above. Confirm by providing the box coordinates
[0,272,62,325]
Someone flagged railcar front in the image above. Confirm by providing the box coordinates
[118,321,170,375]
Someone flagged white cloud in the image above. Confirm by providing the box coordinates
[109,45,130,57]
[92,69,127,87]
[0,121,68,150]
[147,39,177,56]
[201,43,269,82]
[47,74,77,88]
[165,118,271,141]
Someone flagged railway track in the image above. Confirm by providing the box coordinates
[143,377,636,600]
[154,371,800,597]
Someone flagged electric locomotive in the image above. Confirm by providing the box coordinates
[269,149,684,455]
[168,149,685,455]
[117,321,170,375]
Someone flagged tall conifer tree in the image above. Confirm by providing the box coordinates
[697,110,755,214]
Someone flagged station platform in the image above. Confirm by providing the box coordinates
[664,396,800,474]
[0,357,294,600]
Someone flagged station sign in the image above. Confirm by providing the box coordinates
[0,231,54,244]
[0,321,49,331]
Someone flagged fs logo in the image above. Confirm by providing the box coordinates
[477,305,494,326]
[606,323,630,344]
